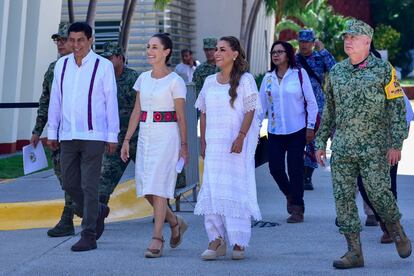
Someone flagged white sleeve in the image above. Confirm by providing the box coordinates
[171,75,187,99]
[133,73,143,92]
[103,63,119,143]
[258,74,269,122]
[194,77,207,113]
[47,63,62,140]
[301,68,318,129]
[241,73,260,113]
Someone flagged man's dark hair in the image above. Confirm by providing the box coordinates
[68,22,93,39]
[181,49,192,57]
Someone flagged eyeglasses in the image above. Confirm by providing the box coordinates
[53,37,67,44]
[270,50,286,56]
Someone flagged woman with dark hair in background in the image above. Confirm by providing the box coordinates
[259,41,318,223]
[121,33,189,258]
[194,36,262,260]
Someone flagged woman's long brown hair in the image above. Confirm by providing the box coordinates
[219,36,248,108]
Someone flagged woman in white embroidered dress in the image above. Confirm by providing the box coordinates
[121,33,189,258]
[194,36,262,260]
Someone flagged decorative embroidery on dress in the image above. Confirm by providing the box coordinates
[243,93,258,113]
[194,93,206,113]
[265,76,276,131]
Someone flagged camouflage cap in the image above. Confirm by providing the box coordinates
[51,22,70,39]
[298,29,315,42]
[343,19,374,38]
[101,41,124,58]
[203,37,217,49]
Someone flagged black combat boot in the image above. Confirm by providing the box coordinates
[333,232,364,269]
[303,166,314,190]
[47,206,75,237]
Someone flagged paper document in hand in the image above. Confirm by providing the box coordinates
[22,143,48,175]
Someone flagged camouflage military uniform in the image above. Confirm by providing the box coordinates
[192,62,220,96]
[192,37,219,97]
[98,66,139,204]
[33,60,73,209]
[315,54,407,234]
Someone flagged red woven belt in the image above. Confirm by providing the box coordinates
[140,111,177,122]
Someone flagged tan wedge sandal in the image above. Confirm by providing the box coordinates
[144,236,164,258]
[170,215,188,248]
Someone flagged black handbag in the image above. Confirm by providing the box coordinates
[255,135,269,167]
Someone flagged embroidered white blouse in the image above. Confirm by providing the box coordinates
[259,68,318,135]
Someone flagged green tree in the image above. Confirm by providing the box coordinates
[373,24,400,61]
[370,0,414,73]
[274,0,349,60]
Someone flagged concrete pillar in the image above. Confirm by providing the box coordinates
[17,0,62,146]
[0,0,10,104]
[0,0,27,153]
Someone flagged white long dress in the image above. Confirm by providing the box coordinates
[194,73,262,221]
[132,71,186,199]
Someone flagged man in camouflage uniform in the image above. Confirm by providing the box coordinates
[98,42,139,205]
[296,29,336,190]
[316,19,411,269]
[192,37,220,96]
[30,22,75,237]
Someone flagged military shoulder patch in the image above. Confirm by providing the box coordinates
[385,66,404,100]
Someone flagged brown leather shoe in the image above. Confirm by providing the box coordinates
[170,215,188,248]
[287,205,304,223]
[71,231,97,252]
[96,204,110,240]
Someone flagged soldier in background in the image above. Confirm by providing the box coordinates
[296,29,336,190]
[316,19,411,269]
[192,38,219,97]
[30,22,74,237]
[98,42,139,205]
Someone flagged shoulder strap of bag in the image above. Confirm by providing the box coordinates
[298,68,305,102]
[298,54,322,86]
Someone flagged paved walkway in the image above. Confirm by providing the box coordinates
[0,125,413,275]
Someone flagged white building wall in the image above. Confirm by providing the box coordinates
[194,0,274,76]
[0,0,62,151]
[249,2,275,76]
[0,0,10,108]
[18,0,63,140]
[0,0,27,144]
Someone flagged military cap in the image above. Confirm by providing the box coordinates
[343,19,374,38]
[51,22,70,39]
[203,38,217,49]
[298,29,315,42]
[101,41,124,58]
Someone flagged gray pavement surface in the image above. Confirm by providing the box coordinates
[0,163,135,203]
[1,163,414,275]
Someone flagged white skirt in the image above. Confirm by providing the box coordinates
[135,122,180,199]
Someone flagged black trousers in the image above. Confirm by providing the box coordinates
[268,128,306,207]
[61,140,105,234]
[357,164,398,222]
